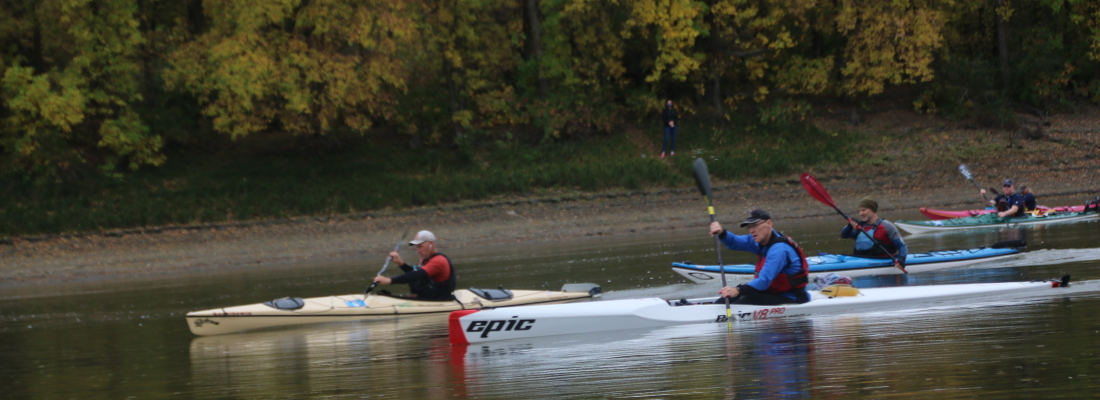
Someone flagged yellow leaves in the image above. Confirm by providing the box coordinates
[995,0,1014,21]
[835,0,945,95]
[168,0,416,139]
[2,66,86,134]
[774,56,834,94]
[627,0,706,82]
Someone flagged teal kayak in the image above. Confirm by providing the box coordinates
[895,211,1098,234]
[671,246,1020,284]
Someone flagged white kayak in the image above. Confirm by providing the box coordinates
[671,247,1021,284]
[187,283,601,336]
[448,277,1069,345]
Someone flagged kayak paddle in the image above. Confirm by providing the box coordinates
[959,164,992,206]
[692,158,732,331]
[800,173,907,273]
[365,231,410,296]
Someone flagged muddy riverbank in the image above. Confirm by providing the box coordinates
[2,108,1098,286]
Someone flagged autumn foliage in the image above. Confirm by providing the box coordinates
[1,0,1099,177]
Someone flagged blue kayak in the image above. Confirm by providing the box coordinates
[672,247,1021,284]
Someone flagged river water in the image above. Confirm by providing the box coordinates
[3,204,1100,399]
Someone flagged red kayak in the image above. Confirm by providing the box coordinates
[919,205,1085,220]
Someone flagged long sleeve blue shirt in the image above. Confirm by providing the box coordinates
[718,231,807,301]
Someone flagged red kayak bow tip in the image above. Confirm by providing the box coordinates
[449,310,480,345]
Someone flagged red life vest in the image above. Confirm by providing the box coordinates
[753,234,811,294]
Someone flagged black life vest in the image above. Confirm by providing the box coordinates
[753,234,810,294]
[408,253,457,300]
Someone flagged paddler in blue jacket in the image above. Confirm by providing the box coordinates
[840,197,908,268]
[709,209,811,305]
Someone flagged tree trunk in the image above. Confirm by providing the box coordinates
[525,0,548,99]
[444,61,464,142]
[187,0,205,35]
[30,4,45,73]
[995,0,1010,91]
[138,0,157,109]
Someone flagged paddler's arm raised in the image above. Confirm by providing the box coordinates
[709,221,762,253]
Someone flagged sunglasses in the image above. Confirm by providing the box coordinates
[1003,184,1012,187]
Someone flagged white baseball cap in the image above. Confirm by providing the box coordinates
[409,230,436,245]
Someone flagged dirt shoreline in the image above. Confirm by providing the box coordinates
[2,108,1098,287]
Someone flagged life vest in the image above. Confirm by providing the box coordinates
[852,220,898,257]
[753,234,810,294]
[408,253,457,300]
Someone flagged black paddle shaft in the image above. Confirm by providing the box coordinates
[692,158,732,315]
[834,207,906,273]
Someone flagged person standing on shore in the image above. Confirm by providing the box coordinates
[708,209,811,305]
[840,197,907,269]
[372,230,457,300]
[660,99,678,159]
[981,179,1026,218]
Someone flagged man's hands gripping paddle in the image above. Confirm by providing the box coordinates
[365,231,410,295]
[800,173,907,273]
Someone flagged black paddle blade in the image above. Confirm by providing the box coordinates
[692,158,715,202]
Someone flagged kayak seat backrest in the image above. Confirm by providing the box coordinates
[264,297,306,310]
[470,288,514,301]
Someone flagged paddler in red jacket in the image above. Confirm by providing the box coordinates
[372,230,457,300]
[709,209,811,305]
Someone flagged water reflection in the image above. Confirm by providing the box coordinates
[189,316,449,399]
[8,209,1100,399]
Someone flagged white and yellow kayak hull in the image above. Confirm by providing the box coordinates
[187,284,600,336]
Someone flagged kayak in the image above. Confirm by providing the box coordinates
[448,277,1070,344]
[920,205,1084,220]
[671,246,1021,284]
[187,283,601,336]
[895,211,1099,234]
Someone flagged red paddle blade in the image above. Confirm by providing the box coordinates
[800,173,838,209]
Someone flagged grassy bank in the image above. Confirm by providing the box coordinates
[0,118,858,237]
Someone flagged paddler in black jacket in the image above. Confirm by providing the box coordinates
[709,209,811,305]
[980,179,1027,218]
[372,230,457,300]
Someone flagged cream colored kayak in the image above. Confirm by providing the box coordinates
[187,284,601,336]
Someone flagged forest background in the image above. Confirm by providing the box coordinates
[1,0,1099,238]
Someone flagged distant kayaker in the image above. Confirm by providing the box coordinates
[371,230,457,300]
[840,197,908,270]
[1020,186,1037,211]
[980,179,1026,218]
[709,209,810,305]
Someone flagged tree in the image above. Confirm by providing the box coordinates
[1,0,166,177]
[165,0,417,139]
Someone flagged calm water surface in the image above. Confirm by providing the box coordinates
[3,205,1100,399]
